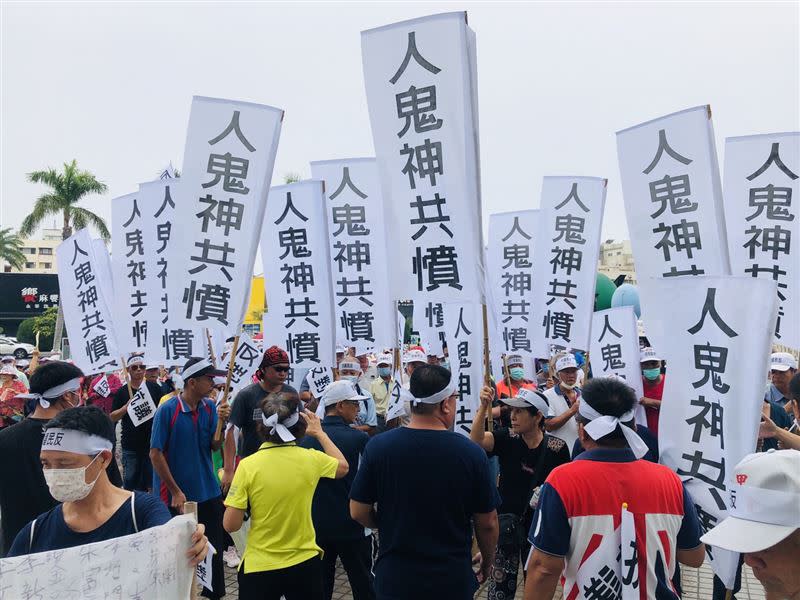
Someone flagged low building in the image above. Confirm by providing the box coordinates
[598,239,637,285]
[1,228,62,274]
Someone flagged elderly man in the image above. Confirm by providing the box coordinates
[761,352,796,452]
[542,353,582,451]
[337,357,378,436]
[701,450,800,600]
[370,353,394,431]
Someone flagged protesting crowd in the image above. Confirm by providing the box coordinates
[0,342,799,600]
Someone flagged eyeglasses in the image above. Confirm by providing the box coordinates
[271,366,290,373]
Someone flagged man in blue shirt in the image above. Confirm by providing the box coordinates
[300,380,374,600]
[150,357,229,600]
[350,365,500,600]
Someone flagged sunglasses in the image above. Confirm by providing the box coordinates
[271,366,290,373]
[129,365,145,371]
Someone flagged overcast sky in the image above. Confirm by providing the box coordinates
[1,1,798,243]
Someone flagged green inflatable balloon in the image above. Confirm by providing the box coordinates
[595,273,617,311]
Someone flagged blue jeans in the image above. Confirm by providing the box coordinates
[122,449,153,492]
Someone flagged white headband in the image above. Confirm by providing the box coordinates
[731,484,800,527]
[410,378,457,406]
[41,427,113,454]
[181,359,213,380]
[17,377,82,409]
[578,401,649,459]
[261,409,301,442]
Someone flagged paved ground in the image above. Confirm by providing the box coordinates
[220,556,766,599]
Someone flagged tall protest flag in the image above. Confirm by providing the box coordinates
[487,210,538,379]
[111,192,150,355]
[56,229,120,373]
[639,276,778,589]
[530,177,606,358]
[169,96,283,336]
[91,239,114,302]
[617,106,730,282]
[261,180,336,370]
[309,158,394,355]
[723,132,799,349]
[139,179,207,366]
[361,12,485,310]
[589,306,646,425]
[441,302,483,436]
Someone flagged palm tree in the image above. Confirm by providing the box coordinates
[0,228,25,270]
[21,160,110,241]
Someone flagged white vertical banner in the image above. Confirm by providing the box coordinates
[261,181,335,368]
[620,503,639,600]
[309,158,394,354]
[111,192,149,355]
[170,96,283,335]
[91,239,114,302]
[487,210,538,376]
[590,306,646,425]
[139,179,207,366]
[362,12,484,306]
[415,300,446,356]
[56,229,120,373]
[723,132,800,349]
[530,177,606,357]
[639,276,777,588]
[397,309,406,350]
[617,106,730,282]
[442,302,483,436]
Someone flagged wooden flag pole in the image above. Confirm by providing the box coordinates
[502,353,512,396]
[481,304,493,433]
[206,329,217,368]
[214,335,239,444]
[121,355,134,400]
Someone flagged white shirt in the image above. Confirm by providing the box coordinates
[543,385,580,452]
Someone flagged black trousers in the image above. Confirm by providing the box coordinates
[238,556,323,600]
[172,496,226,599]
[320,535,376,600]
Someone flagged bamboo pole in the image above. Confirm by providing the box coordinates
[184,501,199,600]
[481,304,493,433]
[120,355,134,400]
[206,329,217,368]
[213,335,239,444]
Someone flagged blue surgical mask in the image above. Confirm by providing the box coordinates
[541,364,549,373]
[509,367,525,381]
[377,367,391,378]
[342,375,359,384]
[642,368,661,381]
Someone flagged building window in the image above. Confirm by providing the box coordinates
[41,262,52,269]
[3,266,11,273]
[25,262,35,269]
[39,248,53,255]
[23,248,35,255]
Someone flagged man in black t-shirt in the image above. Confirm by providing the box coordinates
[0,361,122,556]
[221,345,296,492]
[350,365,500,600]
[110,355,161,492]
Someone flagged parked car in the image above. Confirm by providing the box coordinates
[0,337,36,359]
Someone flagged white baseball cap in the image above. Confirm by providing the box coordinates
[640,347,662,363]
[403,349,427,364]
[335,345,346,355]
[338,358,361,372]
[770,352,798,372]
[0,365,17,377]
[700,449,800,553]
[506,354,524,367]
[1,356,14,363]
[501,388,551,416]
[321,380,368,407]
[555,354,578,372]
[376,353,393,366]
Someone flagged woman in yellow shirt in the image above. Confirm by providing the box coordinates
[223,391,348,600]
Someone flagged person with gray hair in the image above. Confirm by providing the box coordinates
[223,391,348,600]
[701,449,800,600]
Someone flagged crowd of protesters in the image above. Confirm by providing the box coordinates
[0,342,798,600]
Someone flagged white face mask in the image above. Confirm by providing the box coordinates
[560,381,577,391]
[342,375,359,384]
[43,454,103,502]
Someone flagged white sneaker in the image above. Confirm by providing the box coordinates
[222,546,240,568]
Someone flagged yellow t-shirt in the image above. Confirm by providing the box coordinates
[225,441,338,573]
